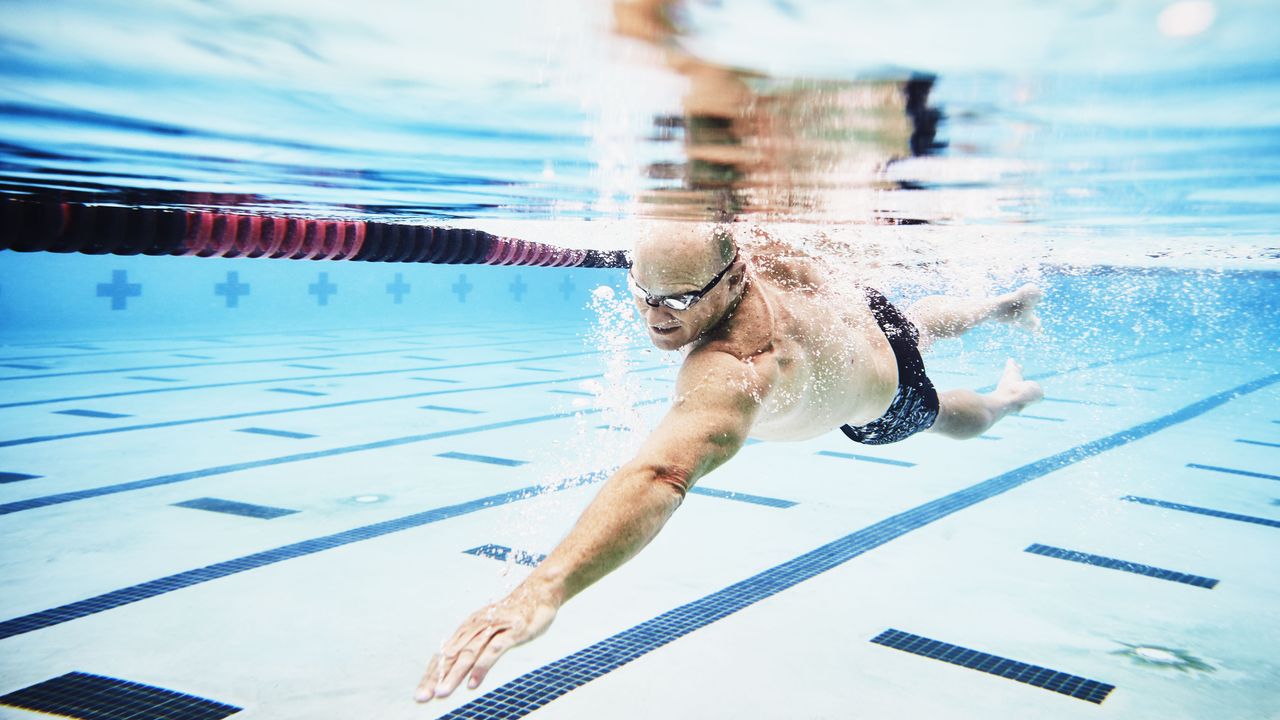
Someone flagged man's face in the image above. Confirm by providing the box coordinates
[629,250,733,351]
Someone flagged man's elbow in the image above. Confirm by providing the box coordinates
[642,463,693,501]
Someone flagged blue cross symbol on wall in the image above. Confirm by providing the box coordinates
[309,272,337,306]
[559,276,575,300]
[452,274,473,302]
[509,275,528,302]
[97,270,141,310]
[215,271,250,308]
[387,273,411,304]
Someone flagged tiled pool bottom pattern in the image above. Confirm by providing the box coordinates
[436,371,1279,719]
[0,322,1274,712]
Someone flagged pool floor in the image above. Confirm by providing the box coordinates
[0,317,1277,719]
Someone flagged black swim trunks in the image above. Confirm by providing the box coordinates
[840,288,939,445]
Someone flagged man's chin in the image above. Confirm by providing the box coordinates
[648,329,686,350]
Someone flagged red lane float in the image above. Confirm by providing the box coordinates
[0,198,629,268]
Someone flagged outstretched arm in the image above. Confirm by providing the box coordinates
[416,348,775,703]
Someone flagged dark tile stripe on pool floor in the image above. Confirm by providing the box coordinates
[1186,463,1280,482]
[1121,496,1280,529]
[464,544,546,567]
[869,629,1114,704]
[172,497,299,520]
[433,370,1279,719]
[815,451,916,467]
[1023,543,1217,588]
[0,671,242,720]
[687,486,797,508]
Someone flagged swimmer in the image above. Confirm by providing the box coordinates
[416,225,1044,703]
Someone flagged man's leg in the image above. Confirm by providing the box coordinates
[908,283,1042,350]
[930,360,1044,439]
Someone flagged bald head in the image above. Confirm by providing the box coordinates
[632,223,736,292]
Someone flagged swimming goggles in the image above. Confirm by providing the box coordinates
[627,252,738,311]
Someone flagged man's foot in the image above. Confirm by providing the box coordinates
[994,283,1043,332]
[996,359,1043,412]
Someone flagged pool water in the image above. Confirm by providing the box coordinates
[0,260,1276,719]
[2,0,1279,718]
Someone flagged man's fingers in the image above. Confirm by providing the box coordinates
[435,626,500,699]
[415,653,447,703]
[468,631,517,689]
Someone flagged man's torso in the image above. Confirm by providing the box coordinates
[692,252,901,442]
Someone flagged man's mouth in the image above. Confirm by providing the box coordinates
[650,323,680,335]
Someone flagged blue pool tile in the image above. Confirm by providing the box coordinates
[0,363,49,370]
[286,363,332,370]
[0,671,241,719]
[464,544,546,567]
[517,366,562,373]
[268,388,328,397]
[437,451,527,467]
[173,497,299,520]
[404,355,444,362]
[0,472,40,484]
[1024,543,1217,588]
[55,409,131,419]
[816,450,916,467]
[236,427,318,440]
[173,353,214,359]
[1235,438,1280,449]
[869,629,1114,704]
[1186,463,1280,482]
[420,405,484,414]
[410,377,461,383]
[127,375,181,382]
[688,486,797,508]
[1121,496,1280,529]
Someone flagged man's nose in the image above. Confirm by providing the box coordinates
[641,304,674,324]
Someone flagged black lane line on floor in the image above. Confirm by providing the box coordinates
[0,469,614,640]
[1186,463,1280,482]
[432,371,1279,720]
[0,347,613,410]
[1024,544,1217,588]
[1121,496,1280,529]
[173,497,299,520]
[0,367,664,448]
[0,397,661,516]
[0,472,40,484]
[0,334,574,383]
[869,629,1114,704]
[0,671,242,720]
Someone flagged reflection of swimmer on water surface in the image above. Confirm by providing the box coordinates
[417,224,1044,703]
[613,0,943,222]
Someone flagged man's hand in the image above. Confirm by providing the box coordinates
[415,589,558,704]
